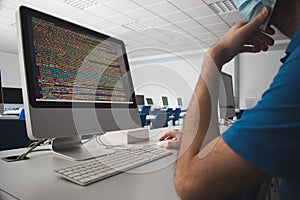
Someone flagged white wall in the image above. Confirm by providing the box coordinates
[0,52,21,88]
[129,51,235,109]
[129,53,203,109]
[238,49,286,109]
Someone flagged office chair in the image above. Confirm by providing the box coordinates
[139,113,147,127]
[172,108,181,126]
[0,119,31,150]
[139,105,151,115]
[151,111,168,129]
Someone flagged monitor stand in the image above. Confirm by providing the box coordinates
[52,135,114,161]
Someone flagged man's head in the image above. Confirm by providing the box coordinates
[270,0,300,38]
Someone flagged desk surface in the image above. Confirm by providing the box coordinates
[0,128,180,200]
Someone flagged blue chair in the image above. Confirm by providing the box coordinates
[165,108,173,116]
[151,111,168,129]
[18,108,25,119]
[139,113,147,127]
[172,108,181,125]
[139,105,151,115]
[0,119,31,150]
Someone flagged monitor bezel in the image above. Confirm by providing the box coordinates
[136,94,145,106]
[177,97,182,106]
[19,6,137,109]
[162,96,168,106]
[146,97,153,105]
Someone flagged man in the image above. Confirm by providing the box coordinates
[159,0,300,199]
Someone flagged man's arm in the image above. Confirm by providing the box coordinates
[175,7,274,200]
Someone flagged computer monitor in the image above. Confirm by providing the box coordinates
[136,94,145,106]
[0,70,4,114]
[146,98,153,105]
[162,96,168,107]
[219,72,235,120]
[17,6,141,160]
[2,88,23,104]
[177,97,183,107]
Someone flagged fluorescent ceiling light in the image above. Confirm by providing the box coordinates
[63,0,98,9]
[208,0,237,14]
[122,21,149,32]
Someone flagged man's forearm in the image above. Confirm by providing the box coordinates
[177,54,222,165]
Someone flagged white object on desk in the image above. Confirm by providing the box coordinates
[102,127,149,145]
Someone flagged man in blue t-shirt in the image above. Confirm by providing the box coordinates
[159,0,300,199]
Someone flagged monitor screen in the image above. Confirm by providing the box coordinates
[146,98,153,105]
[18,6,140,160]
[136,95,145,106]
[3,88,23,104]
[162,96,168,106]
[177,97,182,107]
[219,72,235,119]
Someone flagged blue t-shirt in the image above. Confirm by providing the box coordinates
[222,27,300,199]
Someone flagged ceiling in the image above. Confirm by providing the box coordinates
[0,0,289,58]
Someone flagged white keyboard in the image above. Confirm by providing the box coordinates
[54,145,172,186]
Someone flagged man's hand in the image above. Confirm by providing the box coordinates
[209,7,275,69]
[158,130,181,149]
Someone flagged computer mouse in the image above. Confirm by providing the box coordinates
[157,140,168,148]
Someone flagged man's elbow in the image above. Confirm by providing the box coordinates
[174,174,204,200]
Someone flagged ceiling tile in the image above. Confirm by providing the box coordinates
[108,14,135,25]
[106,25,131,36]
[85,4,120,19]
[206,22,229,32]
[185,26,207,34]
[45,2,82,18]
[70,11,101,25]
[125,8,155,20]
[104,0,140,13]
[141,17,169,27]
[0,0,18,7]
[168,0,205,10]
[146,1,179,15]
[195,32,218,40]
[203,0,220,4]
[195,14,224,26]
[0,15,15,26]
[158,23,181,31]
[93,19,119,29]
[174,19,201,29]
[0,6,15,20]
[130,0,163,7]
[161,11,191,23]
[219,11,243,23]
[214,29,228,38]
[184,5,215,19]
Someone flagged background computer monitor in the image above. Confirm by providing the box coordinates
[136,94,145,106]
[177,97,183,107]
[0,70,4,114]
[17,6,141,160]
[219,72,235,120]
[146,98,153,105]
[2,88,23,104]
[161,96,168,107]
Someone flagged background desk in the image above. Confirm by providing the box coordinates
[0,128,180,200]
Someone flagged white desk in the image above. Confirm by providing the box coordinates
[0,128,180,200]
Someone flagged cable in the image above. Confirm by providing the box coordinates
[17,139,48,160]
[95,134,126,149]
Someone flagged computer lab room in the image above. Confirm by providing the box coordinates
[0,0,290,199]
